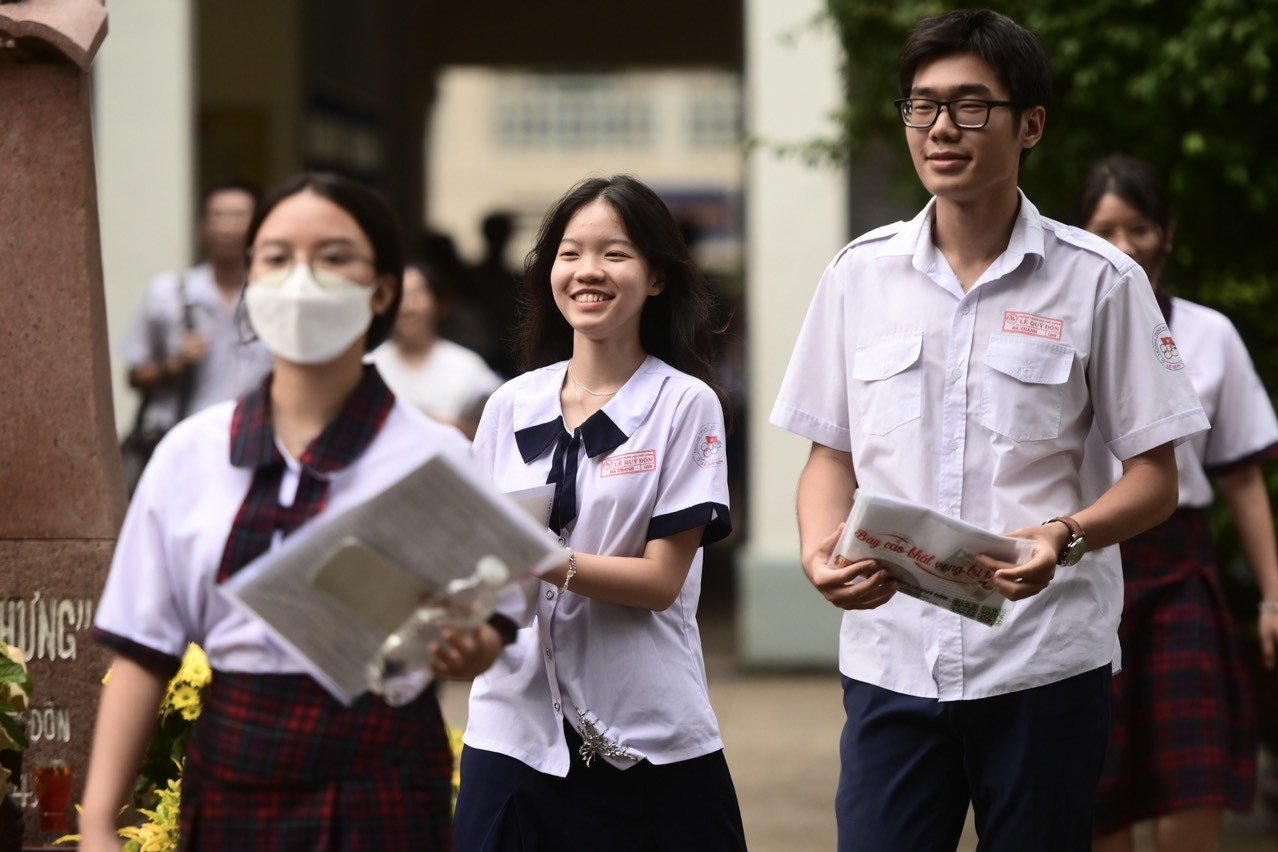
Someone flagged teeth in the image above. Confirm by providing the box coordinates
[575,292,611,303]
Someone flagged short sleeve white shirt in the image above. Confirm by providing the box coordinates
[770,194,1209,702]
[1165,297,1278,507]
[95,398,473,674]
[464,356,731,776]
[120,263,274,431]
[368,338,502,423]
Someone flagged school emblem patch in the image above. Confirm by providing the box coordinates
[1152,322,1184,371]
[693,423,725,468]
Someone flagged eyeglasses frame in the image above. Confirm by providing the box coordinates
[893,97,1017,130]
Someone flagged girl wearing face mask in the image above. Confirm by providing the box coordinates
[80,173,508,852]
[452,175,746,852]
[1080,155,1278,852]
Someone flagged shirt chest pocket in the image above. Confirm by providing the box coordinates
[852,332,923,436]
[980,334,1075,442]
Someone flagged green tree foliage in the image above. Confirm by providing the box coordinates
[825,0,1278,612]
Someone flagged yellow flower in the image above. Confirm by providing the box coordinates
[166,684,202,722]
[176,645,211,687]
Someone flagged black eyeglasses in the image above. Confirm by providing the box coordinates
[894,98,1015,129]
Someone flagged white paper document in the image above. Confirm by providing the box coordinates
[834,490,1035,627]
[222,453,561,703]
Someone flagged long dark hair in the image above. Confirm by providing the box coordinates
[517,175,722,396]
[244,172,404,351]
[1076,154,1172,231]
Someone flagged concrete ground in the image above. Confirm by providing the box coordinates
[439,594,1278,851]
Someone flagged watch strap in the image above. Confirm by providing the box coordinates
[1044,515,1085,540]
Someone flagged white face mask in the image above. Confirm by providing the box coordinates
[245,265,375,364]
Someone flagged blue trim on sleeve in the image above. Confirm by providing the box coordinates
[92,627,184,679]
[647,502,732,547]
[1204,440,1278,476]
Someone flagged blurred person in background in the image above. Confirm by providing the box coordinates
[1080,154,1278,852]
[119,179,273,490]
[460,210,522,378]
[369,259,502,439]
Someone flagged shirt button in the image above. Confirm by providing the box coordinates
[961,305,971,315]
[951,368,962,380]
[948,439,958,451]
[553,701,561,712]
[545,589,555,599]
[557,536,566,546]
[544,648,553,659]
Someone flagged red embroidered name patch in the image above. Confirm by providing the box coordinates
[1002,311,1064,340]
[601,450,657,477]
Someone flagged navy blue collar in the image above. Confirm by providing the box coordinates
[515,411,627,463]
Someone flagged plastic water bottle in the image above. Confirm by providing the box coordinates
[367,555,509,706]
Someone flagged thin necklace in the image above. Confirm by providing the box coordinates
[567,368,619,398]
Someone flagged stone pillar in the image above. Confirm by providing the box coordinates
[0,0,118,842]
[738,0,847,666]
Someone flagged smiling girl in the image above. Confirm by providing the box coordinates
[453,175,747,851]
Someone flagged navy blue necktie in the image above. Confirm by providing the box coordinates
[546,428,583,534]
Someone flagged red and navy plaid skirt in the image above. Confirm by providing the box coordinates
[1094,508,1256,832]
[179,672,454,851]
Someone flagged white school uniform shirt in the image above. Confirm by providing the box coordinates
[120,263,274,432]
[1163,296,1278,507]
[770,193,1209,702]
[368,338,503,423]
[464,355,731,776]
[95,397,473,673]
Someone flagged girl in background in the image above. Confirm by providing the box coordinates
[369,259,502,439]
[454,175,747,851]
[81,172,505,851]
[1081,154,1278,852]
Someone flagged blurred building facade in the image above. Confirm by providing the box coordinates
[93,0,854,665]
[428,68,743,272]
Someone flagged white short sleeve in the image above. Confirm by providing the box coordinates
[1089,271,1209,460]
[770,259,852,451]
[648,384,731,545]
[94,439,194,669]
[1202,318,1278,468]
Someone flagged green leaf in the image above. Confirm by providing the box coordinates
[0,711,28,752]
[0,656,32,697]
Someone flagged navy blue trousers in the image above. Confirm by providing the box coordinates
[837,665,1111,852]
[454,723,747,852]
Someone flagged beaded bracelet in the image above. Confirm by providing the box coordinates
[1260,601,1278,615]
[561,546,578,595]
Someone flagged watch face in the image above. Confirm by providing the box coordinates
[1061,537,1087,566]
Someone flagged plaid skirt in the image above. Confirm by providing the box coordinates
[1094,509,1256,832]
[179,672,453,851]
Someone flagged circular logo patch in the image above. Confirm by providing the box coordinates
[1152,323,1184,371]
[693,423,725,468]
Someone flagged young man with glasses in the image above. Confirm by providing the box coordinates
[771,10,1209,851]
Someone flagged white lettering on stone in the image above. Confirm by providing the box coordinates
[0,595,96,661]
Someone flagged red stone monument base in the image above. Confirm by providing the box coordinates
[0,2,117,848]
[0,540,114,845]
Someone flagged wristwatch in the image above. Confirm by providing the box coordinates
[1043,516,1087,566]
